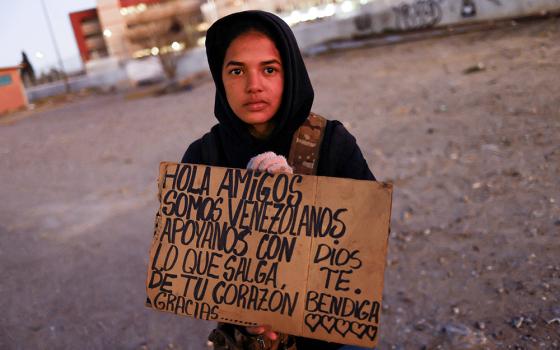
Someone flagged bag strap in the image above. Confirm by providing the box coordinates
[208,116,326,350]
[287,112,327,175]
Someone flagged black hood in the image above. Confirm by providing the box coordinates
[204,10,314,168]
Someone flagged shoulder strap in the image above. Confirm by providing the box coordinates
[288,112,327,175]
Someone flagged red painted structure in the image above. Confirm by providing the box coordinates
[69,1,163,64]
[0,66,28,115]
[69,8,102,62]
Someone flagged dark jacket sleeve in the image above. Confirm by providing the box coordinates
[181,138,204,164]
[181,127,226,166]
[318,120,376,181]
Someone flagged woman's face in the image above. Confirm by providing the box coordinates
[222,31,284,138]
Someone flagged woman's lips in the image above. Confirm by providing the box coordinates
[244,101,268,111]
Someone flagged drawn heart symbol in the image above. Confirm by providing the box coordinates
[321,315,336,333]
[350,321,367,338]
[335,319,351,337]
[304,314,321,332]
[365,325,378,341]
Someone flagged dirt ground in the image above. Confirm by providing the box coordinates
[1,18,559,350]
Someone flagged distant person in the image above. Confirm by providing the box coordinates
[181,10,376,350]
[20,51,36,87]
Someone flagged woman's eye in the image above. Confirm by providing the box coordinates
[264,67,276,74]
[229,68,242,75]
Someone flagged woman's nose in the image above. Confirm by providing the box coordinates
[245,71,263,93]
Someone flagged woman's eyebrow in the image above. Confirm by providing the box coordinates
[261,59,281,65]
[224,60,244,67]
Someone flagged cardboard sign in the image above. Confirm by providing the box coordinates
[146,162,392,347]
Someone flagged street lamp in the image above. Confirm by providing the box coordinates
[40,0,70,92]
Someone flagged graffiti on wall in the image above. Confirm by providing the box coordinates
[352,0,506,35]
[461,0,502,19]
[392,0,443,30]
[354,13,374,31]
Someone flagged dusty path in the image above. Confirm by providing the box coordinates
[1,18,559,349]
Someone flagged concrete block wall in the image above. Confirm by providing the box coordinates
[293,0,560,51]
[175,47,209,79]
[26,68,130,102]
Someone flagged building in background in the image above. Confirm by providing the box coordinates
[200,0,345,21]
[0,66,28,114]
[70,0,204,69]
[69,0,366,70]
[121,0,203,59]
[69,8,109,63]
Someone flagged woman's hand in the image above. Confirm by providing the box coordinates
[247,151,293,174]
[245,154,289,341]
[246,324,278,341]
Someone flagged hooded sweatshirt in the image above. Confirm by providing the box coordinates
[182,10,374,182]
[182,13,375,346]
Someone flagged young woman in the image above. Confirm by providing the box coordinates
[182,10,375,350]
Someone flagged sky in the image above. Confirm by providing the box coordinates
[0,0,97,73]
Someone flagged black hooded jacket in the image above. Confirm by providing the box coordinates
[182,10,374,181]
[181,10,375,349]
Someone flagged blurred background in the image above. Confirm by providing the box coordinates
[0,0,559,349]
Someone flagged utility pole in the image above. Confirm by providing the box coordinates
[40,0,70,92]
